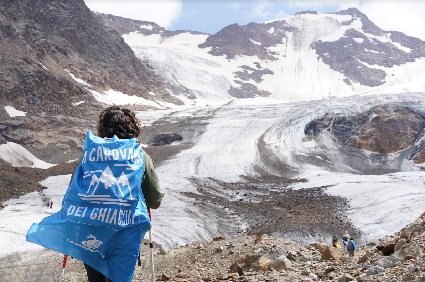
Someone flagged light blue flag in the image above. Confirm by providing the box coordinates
[27,131,150,282]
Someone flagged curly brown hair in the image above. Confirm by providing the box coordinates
[97,106,141,139]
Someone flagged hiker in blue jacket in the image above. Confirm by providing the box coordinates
[347,238,357,257]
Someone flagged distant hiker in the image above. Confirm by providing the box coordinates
[332,234,341,248]
[27,106,164,282]
[347,238,357,257]
[46,200,50,209]
[49,200,53,209]
[342,230,350,254]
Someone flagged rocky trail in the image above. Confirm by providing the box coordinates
[2,211,422,281]
[98,212,425,281]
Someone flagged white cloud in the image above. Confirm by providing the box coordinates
[354,1,425,40]
[230,3,240,13]
[285,0,336,9]
[252,0,272,19]
[250,0,291,21]
[84,0,182,28]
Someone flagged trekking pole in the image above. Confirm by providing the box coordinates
[148,208,155,282]
[58,255,68,282]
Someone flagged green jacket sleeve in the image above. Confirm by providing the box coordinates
[142,152,164,207]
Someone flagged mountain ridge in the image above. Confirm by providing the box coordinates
[0,0,177,116]
[96,7,425,103]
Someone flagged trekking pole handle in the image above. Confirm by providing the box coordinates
[148,207,152,221]
[62,255,68,268]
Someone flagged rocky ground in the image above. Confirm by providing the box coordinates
[135,211,425,282]
[2,212,423,281]
[183,176,362,245]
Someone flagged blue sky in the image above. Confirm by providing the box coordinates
[168,1,338,33]
[84,0,425,40]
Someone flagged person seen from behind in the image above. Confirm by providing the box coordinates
[82,106,164,282]
[25,106,164,282]
[347,237,357,257]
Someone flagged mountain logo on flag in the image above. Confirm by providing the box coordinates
[78,165,137,207]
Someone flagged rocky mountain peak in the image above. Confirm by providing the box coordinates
[294,10,318,16]
[338,7,367,18]
[94,13,165,36]
[338,7,384,37]
[198,21,293,61]
[94,12,207,39]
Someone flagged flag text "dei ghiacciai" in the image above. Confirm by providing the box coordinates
[66,205,136,227]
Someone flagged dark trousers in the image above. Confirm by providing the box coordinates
[84,263,111,282]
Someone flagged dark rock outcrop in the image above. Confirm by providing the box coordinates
[346,108,425,154]
[305,107,425,155]
[198,21,293,60]
[150,133,183,146]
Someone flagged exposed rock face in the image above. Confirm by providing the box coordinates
[346,109,425,154]
[0,0,176,116]
[305,107,425,156]
[197,21,292,98]
[228,81,271,98]
[413,147,425,164]
[229,64,273,98]
[94,14,166,36]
